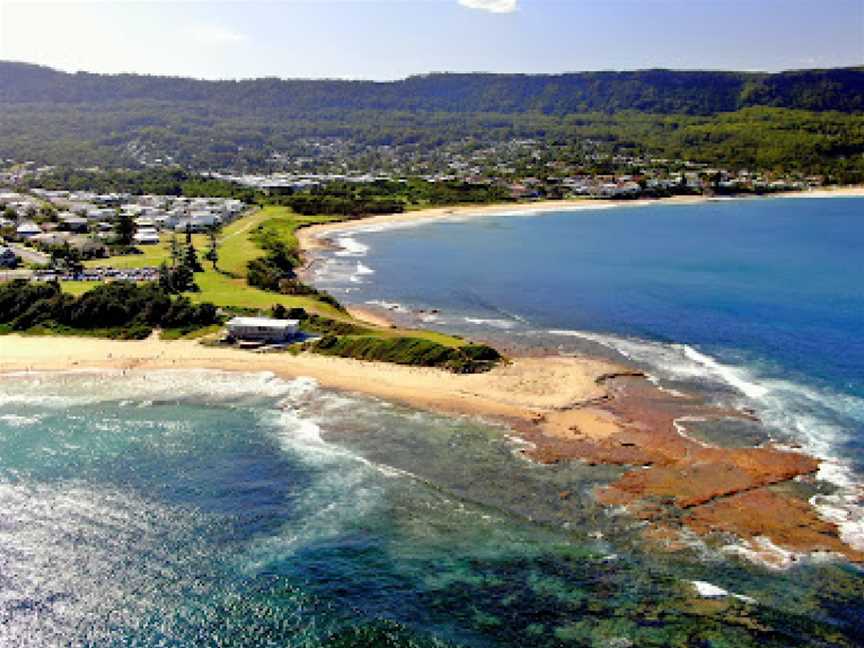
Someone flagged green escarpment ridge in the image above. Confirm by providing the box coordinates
[1,62,864,178]
[2,63,863,114]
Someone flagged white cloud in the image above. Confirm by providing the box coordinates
[458,0,518,14]
[189,25,247,45]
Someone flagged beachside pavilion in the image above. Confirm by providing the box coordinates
[226,317,300,344]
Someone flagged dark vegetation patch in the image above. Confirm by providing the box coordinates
[0,279,219,339]
[309,335,501,374]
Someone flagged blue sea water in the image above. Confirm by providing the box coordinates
[2,196,864,646]
[316,197,864,475]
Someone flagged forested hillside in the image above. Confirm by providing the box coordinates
[1,62,863,177]
[3,63,864,114]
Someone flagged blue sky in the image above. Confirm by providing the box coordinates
[1,1,861,79]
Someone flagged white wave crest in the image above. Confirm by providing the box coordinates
[464,317,516,329]
[365,299,410,313]
[349,262,375,284]
[0,414,42,427]
[0,370,316,410]
[690,580,757,603]
[333,236,369,257]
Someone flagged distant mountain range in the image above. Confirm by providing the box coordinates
[1,61,863,177]
[2,62,864,115]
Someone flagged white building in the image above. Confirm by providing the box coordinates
[226,317,300,344]
[86,208,116,222]
[16,220,40,239]
[133,227,160,245]
[134,216,156,229]
[154,214,178,230]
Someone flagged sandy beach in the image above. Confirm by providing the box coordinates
[0,333,621,428]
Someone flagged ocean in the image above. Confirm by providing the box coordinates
[1,196,863,646]
[316,197,864,477]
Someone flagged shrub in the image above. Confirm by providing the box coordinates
[309,335,501,373]
[0,280,220,338]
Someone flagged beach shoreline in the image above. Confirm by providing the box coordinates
[296,186,864,256]
[1,332,860,566]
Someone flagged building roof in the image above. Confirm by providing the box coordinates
[16,221,40,233]
[227,317,299,329]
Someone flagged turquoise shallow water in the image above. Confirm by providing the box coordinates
[1,370,863,646]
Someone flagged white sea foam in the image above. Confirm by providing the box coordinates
[464,317,516,329]
[722,537,810,570]
[672,417,710,447]
[547,329,862,458]
[678,344,769,400]
[0,370,313,410]
[548,330,768,398]
[811,486,864,552]
[366,299,410,313]
[690,580,757,604]
[348,261,375,284]
[0,414,41,427]
[333,236,370,257]
[549,327,864,561]
[245,393,410,568]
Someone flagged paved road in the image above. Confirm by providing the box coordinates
[0,269,33,281]
[9,244,49,266]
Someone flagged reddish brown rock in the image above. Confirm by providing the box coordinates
[683,489,864,563]
[513,370,857,563]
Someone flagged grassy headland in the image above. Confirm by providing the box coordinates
[37,204,498,372]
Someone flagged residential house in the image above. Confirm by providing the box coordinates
[133,228,160,245]
[16,221,41,240]
[60,215,90,233]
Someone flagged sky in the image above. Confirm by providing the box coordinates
[0,0,861,80]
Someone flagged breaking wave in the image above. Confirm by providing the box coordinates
[548,328,864,553]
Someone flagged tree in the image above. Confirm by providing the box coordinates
[172,262,196,292]
[50,242,83,274]
[38,204,58,223]
[182,242,202,273]
[158,259,196,293]
[158,262,173,292]
[169,233,181,267]
[113,210,134,246]
[204,224,219,270]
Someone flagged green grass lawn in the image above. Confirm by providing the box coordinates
[189,271,345,316]
[77,207,343,315]
[71,205,468,348]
